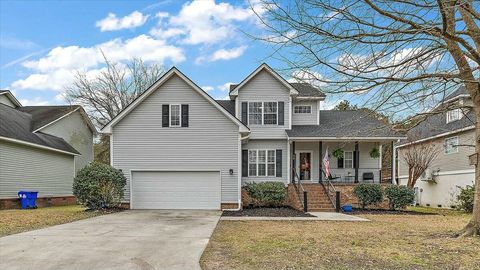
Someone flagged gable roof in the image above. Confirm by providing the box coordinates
[17,105,96,134]
[0,90,22,107]
[101,67,250,134]
[0,104,80,155]
[229,82,325,98]
[445,86,468,101]
[216,100,236,116]
[286,110,404,140]
[229,63,299,97]
[396,108,475,147]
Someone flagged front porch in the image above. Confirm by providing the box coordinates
[286,139,397,212]
[288,140,395,185]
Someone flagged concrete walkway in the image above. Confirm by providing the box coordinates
[221,212,369,221]
[0,210,221,270]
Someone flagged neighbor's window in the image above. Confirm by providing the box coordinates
[170,104,181,127]
[446,109,462,123]
[344,151,354,168]
[294,105,312,114]
[444,136,459,154]
[263,102,278,125]
[248,102,263,125]
[248,149,276,177]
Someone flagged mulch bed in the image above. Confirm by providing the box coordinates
[347,208,438,215]
[222,207,315,217]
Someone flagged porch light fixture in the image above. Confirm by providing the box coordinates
[229,169,234,175]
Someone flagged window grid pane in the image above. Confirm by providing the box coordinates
[263,102,277,125]
[267,164,275,176]
[294,105,312,114]
[248,102,263,125]
[170,105,180,126]
[258,164,266,176]
[344,151,353,168]
[444,137,458,154]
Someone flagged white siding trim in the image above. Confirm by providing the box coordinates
[110,134,114,166]
[399,169,475,179]
[236,133,242,210]
[287,141,291,183]
[289,96,292,130]
[0,136,79,156]
[317,100,321,125]
[0,90,22,107]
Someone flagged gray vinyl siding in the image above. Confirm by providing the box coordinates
[292,101,318,125]
[112,74,240,203]
[236,70,290,139]
[398,129,475,177]
[40,111,94,172]
[0,95,16,108]
[0,141,74,199]
[242,139,288,184]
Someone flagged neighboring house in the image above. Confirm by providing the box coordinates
[102,64,404,210]
[0,90,96,208]
[396,88,475,208]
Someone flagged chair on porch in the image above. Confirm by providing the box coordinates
[320,169,340,181]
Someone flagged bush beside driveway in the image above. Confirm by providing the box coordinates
[201,208,480,270]
[0,205,106,237]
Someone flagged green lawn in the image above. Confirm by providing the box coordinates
[201,208,480,270]
[0,205,107,237]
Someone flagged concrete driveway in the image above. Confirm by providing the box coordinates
[0,210,221,270]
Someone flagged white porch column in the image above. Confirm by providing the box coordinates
[287,140,291,183]
[392,141,397,185]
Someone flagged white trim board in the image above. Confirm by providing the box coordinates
[101,67,250,134]
[0,135,79,156]
[398,169,475,179]
[0,90,22,107]
[396,125,475,148]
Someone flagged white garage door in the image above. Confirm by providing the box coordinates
[131,171,221,210]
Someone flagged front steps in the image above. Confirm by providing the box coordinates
[288,183,336,212]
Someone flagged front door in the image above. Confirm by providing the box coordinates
[297,152,312,181]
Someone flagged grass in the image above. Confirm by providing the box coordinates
[201,207,480,270]
[0,205,108,237]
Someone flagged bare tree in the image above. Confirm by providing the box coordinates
[253,0,480,236]
[401,139,440,188]
[65,55,165,163]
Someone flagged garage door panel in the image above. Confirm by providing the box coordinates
[131,171,220,209]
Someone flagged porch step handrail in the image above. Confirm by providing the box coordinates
[292,168,308,212]
[320,169,340,212]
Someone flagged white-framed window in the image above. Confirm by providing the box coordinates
[446,109,462,123]
[248,149,276,177]
[444,136,459,154]
[294,105,312,114]
[264,102,278,125]
[170,104,181,127]
[248,101,278,125]
[344,151,354,168]
[248,102,263,125]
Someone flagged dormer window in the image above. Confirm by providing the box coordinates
[446,108,461,123]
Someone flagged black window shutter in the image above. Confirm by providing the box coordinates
[242,150,248,177]
[276,149,282,177]
[162,105,169,127]
[353,151,357,169]
[181,104,189,127]
[278,102,284,125]
[337,157,344,168]
[241,102,248,125]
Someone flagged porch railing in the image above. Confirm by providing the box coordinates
[327,169,383,184]
[292,167,308,212]
[322,177,340,212]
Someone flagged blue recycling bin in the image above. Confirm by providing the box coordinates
[18,191,38,209]
[342,204,353,213]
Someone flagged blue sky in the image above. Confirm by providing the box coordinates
[0,0,292,106]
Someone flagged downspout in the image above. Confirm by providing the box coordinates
[224,132,244,211]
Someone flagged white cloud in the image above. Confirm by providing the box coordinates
[218,82,234,92]
[11,35,185,91]
[196,46,247,64]
[150,0,259,45]
[155,12,169,19]
[202,86,214,91]
[19,96,51,106]
[96,11,149,32]
[289,70,326,87]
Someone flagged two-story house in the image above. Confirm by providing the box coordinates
[0,90,96,208]
[102,64,404,211]
[396,87,476,208]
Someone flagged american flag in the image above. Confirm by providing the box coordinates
[323,147,331,178]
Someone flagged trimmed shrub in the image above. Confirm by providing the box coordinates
[384,185,415,210]
[353,184,383,209]
[244,182,286,207]
[456,185,475,213]
[73,162,126,209]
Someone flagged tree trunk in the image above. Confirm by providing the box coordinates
[461,109,480,237]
